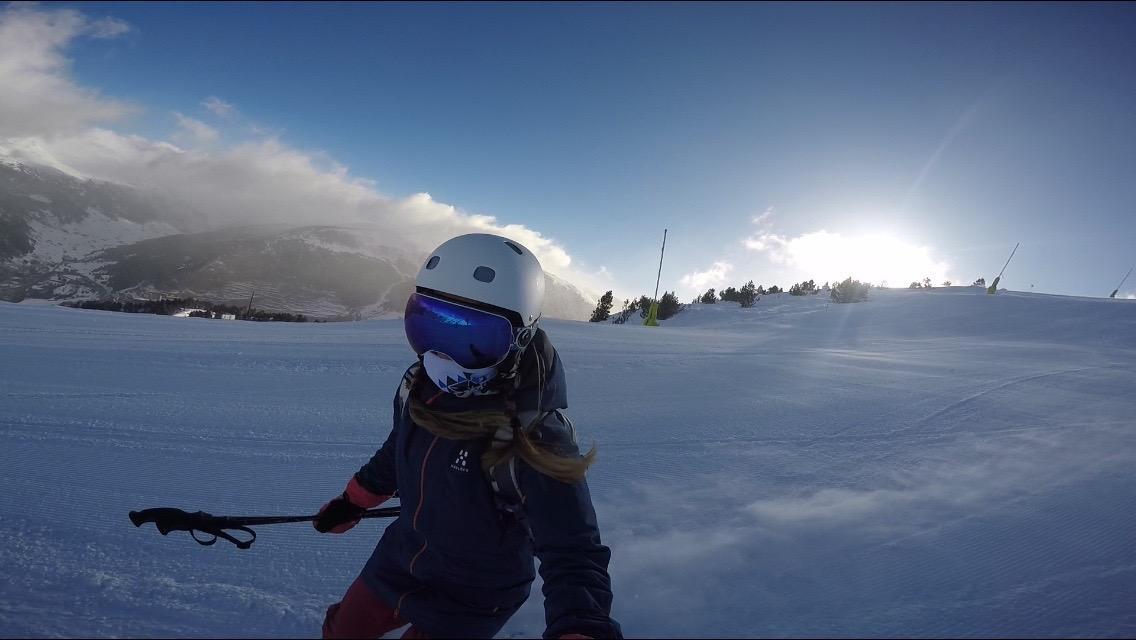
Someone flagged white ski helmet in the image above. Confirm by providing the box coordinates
[414,233,545,327]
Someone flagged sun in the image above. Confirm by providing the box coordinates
[767,230,952,287]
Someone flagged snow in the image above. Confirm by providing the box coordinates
[23,210,179,264]
[1,288,1135,638]
[280,227,413,265]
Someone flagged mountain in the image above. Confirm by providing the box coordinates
[0,159,193,301]
[75,224,594,320]
[81,224,423,320]
[0,160,597,320]
[542,272,600,322]
[0,160,180,260]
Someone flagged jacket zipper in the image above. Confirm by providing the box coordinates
[412,436,439,533]
[397,434,439,614]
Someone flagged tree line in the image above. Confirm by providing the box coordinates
[590,291,685,323]
[693,279,822,305]
[589,276,880,322]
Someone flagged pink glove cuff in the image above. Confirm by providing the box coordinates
[345,476,388,509]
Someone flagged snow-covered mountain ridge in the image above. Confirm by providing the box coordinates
[0,160,596,319]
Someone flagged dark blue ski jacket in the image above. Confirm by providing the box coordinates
[354,330,621,639]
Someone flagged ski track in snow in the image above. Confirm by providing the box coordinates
[1,288,1135,638]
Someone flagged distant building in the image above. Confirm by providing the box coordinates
[221,313,236,320]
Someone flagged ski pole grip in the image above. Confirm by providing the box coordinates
[129,508,198,536]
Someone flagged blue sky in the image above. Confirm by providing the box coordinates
[9,2,1136,300]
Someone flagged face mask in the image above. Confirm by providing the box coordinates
[421,350,500,398]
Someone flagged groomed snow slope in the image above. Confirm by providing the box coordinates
[1,287,1134,638]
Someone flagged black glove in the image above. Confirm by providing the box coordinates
[314,493,367,533]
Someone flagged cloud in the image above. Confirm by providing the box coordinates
[173,112,219,143]
[752,206,774,227]
[202,96,236,118]
[0,4,135,137]
[3,127,577,274]
[87,16,131,39]
[746,229,952,286]
[679,261,734,293]
[0,3,585,284]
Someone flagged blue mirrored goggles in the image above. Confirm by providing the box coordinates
[404,292,526,369]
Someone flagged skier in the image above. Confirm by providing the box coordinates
[315,233,622,639]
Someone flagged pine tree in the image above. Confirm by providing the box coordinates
[590,291,614,322]
[658,291,683,319]
[739,280,758,307]
[832,277,870,303]
[637,295,652,318]
[789,279,817,296]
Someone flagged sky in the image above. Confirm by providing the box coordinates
[2,1,1134,301]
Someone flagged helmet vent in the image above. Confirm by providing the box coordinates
[425,256,440,269]
[503,241,523,255]
[473,266,496,283]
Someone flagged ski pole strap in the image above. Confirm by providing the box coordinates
[129,508,258,549]
[191,523,256,549]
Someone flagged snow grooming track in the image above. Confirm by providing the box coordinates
[907,365,1106,429]
[1,286,1135,638]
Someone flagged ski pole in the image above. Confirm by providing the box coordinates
[129,505,401,549]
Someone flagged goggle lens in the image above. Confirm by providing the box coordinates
[403,293,516,369]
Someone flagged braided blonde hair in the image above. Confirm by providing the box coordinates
[408,368,596,484]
